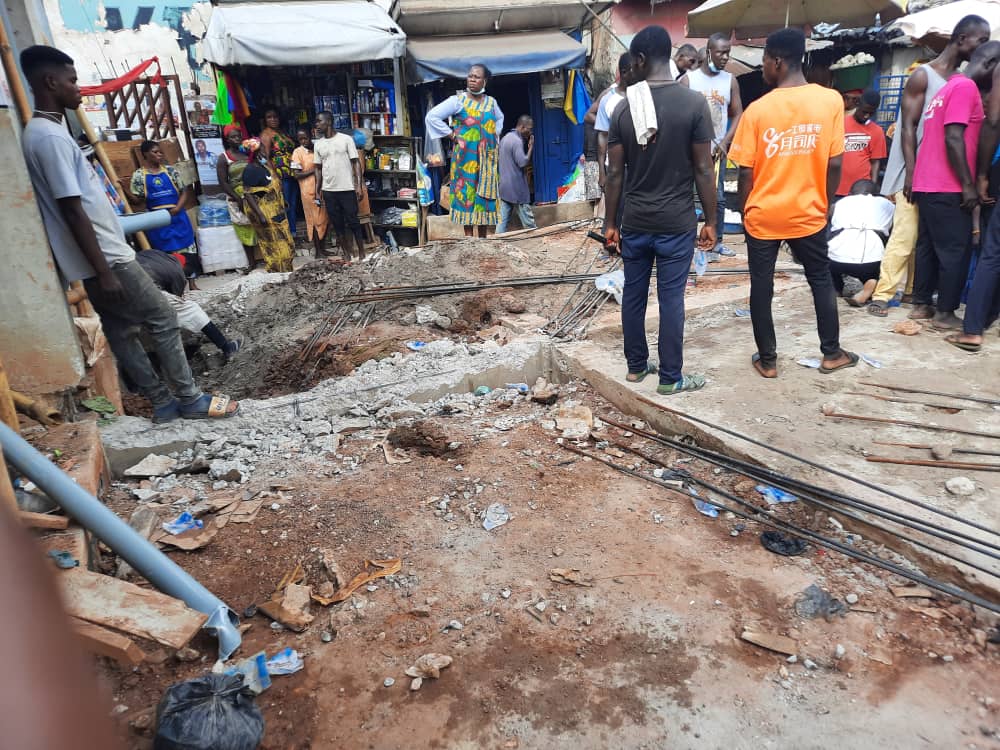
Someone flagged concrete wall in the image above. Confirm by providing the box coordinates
[0,107,86,393]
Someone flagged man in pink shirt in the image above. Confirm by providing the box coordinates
[910,41,1000,330]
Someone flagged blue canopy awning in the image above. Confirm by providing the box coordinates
[406,29,586,83]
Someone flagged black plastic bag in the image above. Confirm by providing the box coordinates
[154,673,264,750]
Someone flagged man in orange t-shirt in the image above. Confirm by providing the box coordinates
[730,28,857,378]
[836,89,888,197]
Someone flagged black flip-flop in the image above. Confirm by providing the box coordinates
[819,350,859,374]
[945,334,982,353]
[867,300,889,317]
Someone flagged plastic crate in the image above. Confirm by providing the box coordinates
[875,74,907,129]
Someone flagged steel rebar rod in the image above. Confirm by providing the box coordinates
[871,441,1000,458]
[866,456,1000,472]
[605,434,1000,579]
[626,394,1000,539]
[560,442,1000,613]
[599,414,1000,549]
[859,380,1000,406]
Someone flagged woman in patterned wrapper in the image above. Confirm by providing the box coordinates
[425,64,505,237]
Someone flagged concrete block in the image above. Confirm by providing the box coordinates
[100,416,202,478]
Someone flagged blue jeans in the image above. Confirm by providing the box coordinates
[83,260,202,409]
[620,230,695,385]
[282,176,298,236]
[964,198,1000,335]
[497,200,536,233]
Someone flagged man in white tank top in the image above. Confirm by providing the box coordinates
[867,15,991,317]
[680,32,743,257]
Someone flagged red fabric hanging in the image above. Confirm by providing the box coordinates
[79,57,164,96]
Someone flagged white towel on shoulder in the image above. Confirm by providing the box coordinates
[626,81,658,146]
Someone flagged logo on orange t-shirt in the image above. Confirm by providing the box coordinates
[763,123,823,158]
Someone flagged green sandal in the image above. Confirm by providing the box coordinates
[657,374,707,395]
[626,363,656,383]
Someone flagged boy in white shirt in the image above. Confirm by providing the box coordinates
[828,179,895,306]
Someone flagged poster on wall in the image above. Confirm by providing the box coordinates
[190,124,222,187]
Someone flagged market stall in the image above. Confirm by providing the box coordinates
[201,1,425,245]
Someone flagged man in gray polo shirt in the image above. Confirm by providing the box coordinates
[19,45,237,422]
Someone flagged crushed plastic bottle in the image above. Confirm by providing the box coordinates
[689,486,719,518]
[755,484,798,505]
[505,383,529,394]
[796,358,822,369]
[860,353,883,369]
[266,648,304,676]
[693,249,709,277]
[162,511,204,535]
[483,502,511,530]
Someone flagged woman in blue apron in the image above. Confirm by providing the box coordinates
[120,140,202,287]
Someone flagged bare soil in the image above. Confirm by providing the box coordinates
[97,385,999,749]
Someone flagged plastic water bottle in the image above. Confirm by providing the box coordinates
[693,249,708,277]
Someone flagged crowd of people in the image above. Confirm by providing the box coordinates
[599,17,1000,395]
[14,17,1000,422]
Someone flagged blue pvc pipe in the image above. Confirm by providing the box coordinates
[0,422,242,659]
[119,209,171,236]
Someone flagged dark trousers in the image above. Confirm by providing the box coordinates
[829,260,882,295]
[715,162,726,243]
[282,176,298,236]
[964,197,1000,334]
[323,189,363,241]
[83,260,201,409]
[746,227,841,367]
[912,192,973,313]
[620,229,695,385]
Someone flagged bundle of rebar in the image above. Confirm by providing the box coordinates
[338,273,607,304]
[563,415,1000,613]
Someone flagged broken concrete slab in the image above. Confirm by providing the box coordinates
[56,568,207,649]
[123,454,177,478]
[101,416,203,478]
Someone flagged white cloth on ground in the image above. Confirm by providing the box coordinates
[625,81,658,146]
[162,291,210,332]
[827,194,895,265]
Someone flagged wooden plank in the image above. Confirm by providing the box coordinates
[19,510,69,529]
[57,568,207,649]
[741,629,799,656]
[38,526,90,569]
[71,617,146,666]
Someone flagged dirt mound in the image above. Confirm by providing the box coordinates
[193,239,567,398]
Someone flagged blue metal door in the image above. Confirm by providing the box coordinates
[529,74,584,203]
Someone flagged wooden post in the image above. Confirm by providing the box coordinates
[0,16,32,126]
[74,106,152,251]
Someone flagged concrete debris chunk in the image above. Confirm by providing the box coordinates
[123,454,177,478]
[404,653,453,681]
[945,476,975,496]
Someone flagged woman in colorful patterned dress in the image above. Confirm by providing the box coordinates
[260,107,299,238]
[425,64,504,237]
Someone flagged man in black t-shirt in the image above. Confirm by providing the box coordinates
[605,25,718,395]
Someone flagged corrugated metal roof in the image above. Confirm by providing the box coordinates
[393,0,615,36]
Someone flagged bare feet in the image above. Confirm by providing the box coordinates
[908,304,935,320]
[848,279,877,307]
[930,311,963,331]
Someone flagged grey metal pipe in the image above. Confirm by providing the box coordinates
[119,208,171,236]
[0,422,242,659]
